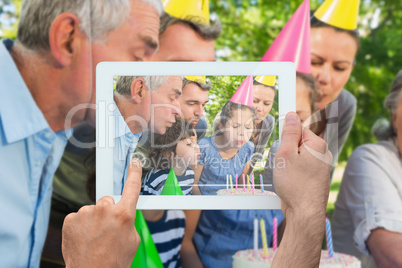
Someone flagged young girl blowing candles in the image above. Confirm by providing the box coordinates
[190,77,283,267]
[192,76,255,195]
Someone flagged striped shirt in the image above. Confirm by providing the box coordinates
[141,167,194,267]
[147,210,186,268]
[141,167,195,196]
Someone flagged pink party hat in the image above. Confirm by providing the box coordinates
[230,76,253,107]
[261,0,311,74]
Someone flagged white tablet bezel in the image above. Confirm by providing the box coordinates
[96,62,295,210]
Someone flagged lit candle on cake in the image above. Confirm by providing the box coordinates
[273,216,277,251]
[253,217,258,254]
[247,175,251,189]
[326,217,334,257]
[260,174,264,193]
[235,173,238,189]
[226,174,228,190]
[229,175,234,193]
[260,218,268,258]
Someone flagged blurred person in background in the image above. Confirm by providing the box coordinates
[332,70,402,268]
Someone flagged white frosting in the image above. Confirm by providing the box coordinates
[216,188,276,196]
[233,249,276,268]
[233,249,361,268]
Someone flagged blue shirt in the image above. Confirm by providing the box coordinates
[113,102,142,194]
[197,136,254,195]
[194,210,284,268]
[0,39,72,267]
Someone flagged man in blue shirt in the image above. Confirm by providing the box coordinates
[0,0,163,267]
[113,75,183,195]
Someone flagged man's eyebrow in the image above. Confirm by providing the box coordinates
[141,35,158,51]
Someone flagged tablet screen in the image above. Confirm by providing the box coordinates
[96,62,295,209]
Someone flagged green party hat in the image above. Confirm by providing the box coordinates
[131,211,164,268]
[160,168,184,195]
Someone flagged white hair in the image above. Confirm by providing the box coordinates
[115,76,169,96]
[372,70,402,140]
[16,0,163,52]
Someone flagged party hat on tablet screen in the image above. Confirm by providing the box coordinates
[230,76,254,107]
[161,168,184,195]
[254,76,276,87]
[314,0,360,30]
[261,0,311,74]
[185,76,207,84]
[163,0,210,25]
[131,211,163,268]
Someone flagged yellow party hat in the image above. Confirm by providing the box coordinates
[163,0,210,25]
[185,76,207,84]
[254,76,276,87]
[314,0,360,30]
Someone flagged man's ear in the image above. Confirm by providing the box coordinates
[392,112,397,131]
[130,78,146,104]
[48,13,86,67]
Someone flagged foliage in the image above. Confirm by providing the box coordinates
[210,0,402,161]
[1,0,401,161]
[0,0,21,40]
[206,76,246,129]
[206,75,279,144]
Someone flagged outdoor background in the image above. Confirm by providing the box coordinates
[2,0,402,214]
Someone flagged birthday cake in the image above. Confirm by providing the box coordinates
[232,249,361,268]
[217,188,276,196]
[233,249,275,268]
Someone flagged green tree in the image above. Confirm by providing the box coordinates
[1,0,401,160]
[0,0,21,40]
[211,0,402,161]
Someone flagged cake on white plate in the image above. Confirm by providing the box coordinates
[232,249,361,268]
[216,188,276,196]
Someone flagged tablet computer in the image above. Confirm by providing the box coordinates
[96,62,295,209]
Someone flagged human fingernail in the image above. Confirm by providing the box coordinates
[285,112,299,125]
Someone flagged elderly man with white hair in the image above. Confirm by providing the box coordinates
[112,75,182,194]
[0,0,163,267]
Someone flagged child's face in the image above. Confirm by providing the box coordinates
[253,84,275,125]
[222,109,254,149]
[175,135,200,167]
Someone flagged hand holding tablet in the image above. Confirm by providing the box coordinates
[61,112,332,268]
[271,112,332,268]
[61,159,143,268]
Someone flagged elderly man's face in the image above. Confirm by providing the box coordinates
[84,1,160,126]
[151,22,215,61]
[149,76,183,134]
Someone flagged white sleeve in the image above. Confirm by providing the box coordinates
[340,144,402,255]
